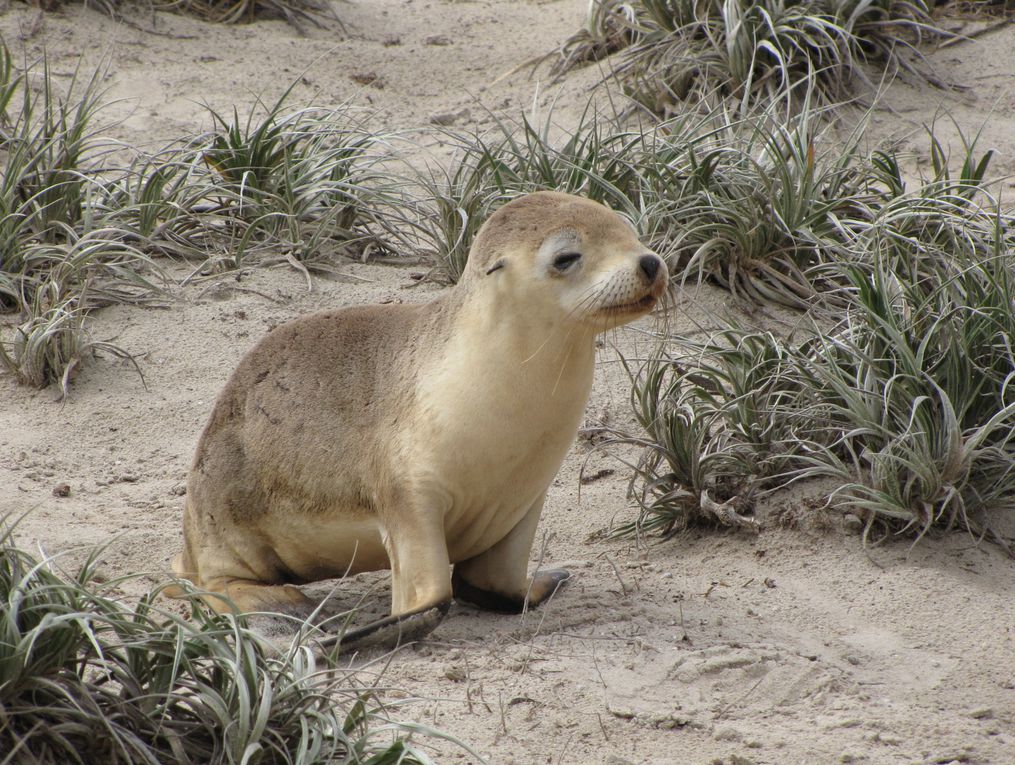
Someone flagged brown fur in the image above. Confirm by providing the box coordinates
[170,192,667,648]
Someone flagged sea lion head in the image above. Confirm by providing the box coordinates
[462,191,668,332]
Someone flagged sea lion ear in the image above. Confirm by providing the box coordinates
[485,258,506,276]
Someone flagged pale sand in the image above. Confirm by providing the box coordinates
[2,3,1014,763]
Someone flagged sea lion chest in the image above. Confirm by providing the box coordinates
[403,319,595,562]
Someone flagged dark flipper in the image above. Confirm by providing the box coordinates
[452,567,571,613]
[316,599,452,653]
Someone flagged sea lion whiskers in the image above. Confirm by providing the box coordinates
[551,329,584,397]
[562,280,610,325]
[519,282,602,368]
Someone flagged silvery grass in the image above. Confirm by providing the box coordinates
[626,99,1000,311]
[388,96,926,304]
[0,281,143,394]
[634,97,876,309]
[0,49,159,310]
[554,0,942,114]
[616,327,812,537]
[616,172,1015,547]
[154,0,337,27]
[378,106,652,282]
[2,47,392,391]
[0,47,163,393]
[137,93,391,275]
[0,520,463,764]
[32,0,337,30]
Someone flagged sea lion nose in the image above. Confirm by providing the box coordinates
[639,254,662,282]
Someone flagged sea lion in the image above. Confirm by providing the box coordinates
[170,191,668,648]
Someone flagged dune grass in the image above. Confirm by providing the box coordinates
[0,48,387,392]
[0,520,460,764]
[0,48,162,395]
[614,127,1015,545]
[169,94,388,274]
[554,0,943,114]
[379,107,649,282]
[156,0,336,27]
[28,0,337,29]
[631,99,873,309]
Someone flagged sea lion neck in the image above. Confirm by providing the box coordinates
[448,278,598,366]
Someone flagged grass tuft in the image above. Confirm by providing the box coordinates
[0,47,163,391]
[383,106,649,282]
[186,94,387,271]
[27,0,338,29]
[1,47,387,392]
[0,519,457,764]
[614,107,1015,546]
[554,0,944,114]
[618,215,1015,545]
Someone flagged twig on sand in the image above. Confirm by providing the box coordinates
[554,731,576,765]
[601,553,632,595]
[591,642,608,688]
[498,691,508,734]
[597,712,610,742]
[939,20,1013,48]
[714,676,765,721]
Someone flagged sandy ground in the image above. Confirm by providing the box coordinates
[2,2,1015,763]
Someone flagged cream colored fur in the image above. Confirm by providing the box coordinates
[170,191,668,643]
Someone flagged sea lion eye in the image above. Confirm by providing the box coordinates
[552,252,582,272]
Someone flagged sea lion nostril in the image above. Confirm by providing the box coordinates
[639,254,661,281]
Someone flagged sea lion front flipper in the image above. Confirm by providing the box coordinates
[452,566,570,613]
[316,599,452,653]
[526,567,572,606]
[451,495,571,613]
[317,486,456,652]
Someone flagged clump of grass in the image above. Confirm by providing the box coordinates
[0,286,142,396]
[804,251,1015,545]
[0,519,459,763]
[0,53,106,308]
[627,100,1004,313]
[384,107,649,282]
[554,0,943,114]
[615,330,803,535]
[618,184,1015,546]
[30,0,338,29]
[633,100,876,309]
[96,94,389,275]
[158,0,336,27]
[402,159,505,283]
[97,147,209,258]
[552,0,640,76]
[1,48,389,391]
[176,95,387,274]
[0,47,162,391]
